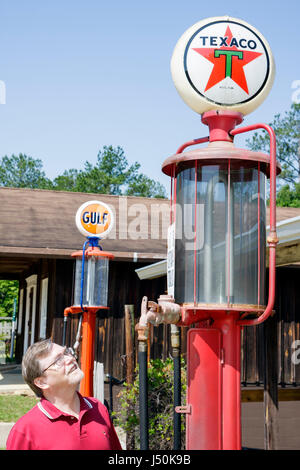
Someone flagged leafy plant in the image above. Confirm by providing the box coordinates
[246,103,300,186]
[276,182,300,207]
[113,357,186,450]
[0,154,53,189]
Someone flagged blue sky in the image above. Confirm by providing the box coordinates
[0,0,299,193]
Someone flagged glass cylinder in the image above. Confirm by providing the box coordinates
[174,161,266,307]
[73,255,109,307]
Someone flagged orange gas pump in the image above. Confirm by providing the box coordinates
[64,200,114,397]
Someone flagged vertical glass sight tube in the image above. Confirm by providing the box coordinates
[174,161,266,307]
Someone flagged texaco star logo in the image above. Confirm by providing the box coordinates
[183,20,270,106]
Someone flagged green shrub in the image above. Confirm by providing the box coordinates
[113,357,186,450]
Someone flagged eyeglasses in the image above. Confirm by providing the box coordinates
[42,347,76,373]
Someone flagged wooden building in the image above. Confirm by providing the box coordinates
[0,186,169,377]
[1,186,300,388]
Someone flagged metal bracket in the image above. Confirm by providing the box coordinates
[175,405,191,414]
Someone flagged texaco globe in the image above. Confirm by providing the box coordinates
[171,16,275,115]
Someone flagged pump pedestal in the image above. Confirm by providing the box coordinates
[186,312,241,450]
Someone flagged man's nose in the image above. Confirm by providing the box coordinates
[64,354,75,365]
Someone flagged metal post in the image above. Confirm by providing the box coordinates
[79,309,97,397]
[109,374,113,413]
[9,298,17,359]
[138,341,149,450]
[62,313,68,346]
[171,324,181,450]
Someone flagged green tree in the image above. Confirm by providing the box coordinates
[276,183,300,208]
[53,145,167,198]
[52,168,80,192]
[0,154,53,189]
[0,147,167,198]
[246,103,300,207]
[126,173,167,198]
[0,280,19,318]
[78,145,140,195]
[246,103,300,185]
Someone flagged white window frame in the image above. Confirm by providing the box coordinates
[23,275,37,354]
[17,288,24,335]
[39,277,48,339]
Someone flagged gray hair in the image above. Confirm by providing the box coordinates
[22,339,53,397]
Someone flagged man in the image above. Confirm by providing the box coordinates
[6,339,122,450]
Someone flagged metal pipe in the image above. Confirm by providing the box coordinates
[138,341,149,450]
[176,137,209,155]
[62,314,68,346]
[231,124,278,327]
[109,374,113,413]
[171,324,181,450]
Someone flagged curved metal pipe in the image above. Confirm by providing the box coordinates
[231,124,278,327]
[176,137,209,155]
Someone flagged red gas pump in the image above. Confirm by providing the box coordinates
[136,16,280,450]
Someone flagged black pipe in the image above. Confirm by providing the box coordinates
[105,374,125,416]
[109,375,113,413]
[173,352,181,449]
[171,324,181,450]
[138,342,149,450]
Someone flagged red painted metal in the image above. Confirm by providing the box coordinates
[201,110,243,142]
[230,124,278,327]
[162,143,281,178]
[194,159,197,305]
[227,159,231,306]
[213,312,241,450]
[186,312,241,450]
[257,162,261,306]
[71,246,114,258]
[187,328,222,449]
[175,136,209,155]
[170,112,279,450]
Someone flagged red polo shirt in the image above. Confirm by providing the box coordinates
[6,393,122,450]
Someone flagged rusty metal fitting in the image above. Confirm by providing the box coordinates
[267,231,279,246]
[170,324,180,353]
[157,295,181,324]
[135,323,148,342]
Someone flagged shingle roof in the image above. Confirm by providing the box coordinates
[0,187,299,262]
[0,187,169,262]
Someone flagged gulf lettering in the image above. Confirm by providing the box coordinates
[82,211,108,225]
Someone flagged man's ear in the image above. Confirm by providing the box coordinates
[33,376,49,391]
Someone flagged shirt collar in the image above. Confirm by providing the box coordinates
[38,392,93,420]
